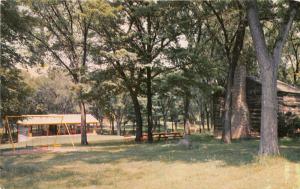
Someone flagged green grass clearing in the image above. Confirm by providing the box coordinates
[0,134,300,189]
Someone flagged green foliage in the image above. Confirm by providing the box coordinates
[23,69,77,114]
[0,0,33,119]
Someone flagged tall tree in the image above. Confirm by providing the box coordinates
[122,1,184,142]
[21,0,114,144]
[246,0,298,155]
[203,1,247,143]
[93,1,184,142]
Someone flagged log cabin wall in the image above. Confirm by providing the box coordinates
[213,77,300,137]
[247,77,300,136]
[246,77,262,132]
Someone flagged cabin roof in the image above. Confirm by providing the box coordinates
[247,76,300,94]
[17,114,99,126]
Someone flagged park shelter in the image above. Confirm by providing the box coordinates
[16,114,99,138]
[213,77,300,137]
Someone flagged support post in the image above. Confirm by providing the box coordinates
[65,123,75,149]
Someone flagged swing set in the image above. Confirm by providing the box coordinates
[0,115,75,152]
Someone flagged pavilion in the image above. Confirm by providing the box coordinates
[15,114,99,138]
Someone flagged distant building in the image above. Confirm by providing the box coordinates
[16,114,99,140]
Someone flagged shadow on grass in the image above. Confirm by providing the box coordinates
[44,134,299,167]
[38,134,300,168]
[1,134,299,189]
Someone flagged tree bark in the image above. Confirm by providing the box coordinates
[201,108,205,132]
[231,63,250,139]
[146,67,153,142]
[246,0,297,155]
[130,92,143,142]
[116,120,121,136]
[222,16,246,143]
[222,64,235,143]
[184,93,191,135]
[205,104,210,131]
[80,100,88,145]
[163,115,167,132]
[110,118,115,135]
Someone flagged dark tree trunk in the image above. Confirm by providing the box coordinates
[100,117,104,134]
[222,17,246,144]
[116,120,121,136]
[158,119,161,132]
[163,115,167,132]
[123,122,126,136]
[146,67,153,142]
[246,0,297,155]
[184,93,191,135]
[201,109,205,132]
[130,92,143,142]
[110,118,115,135]
[205,104,210,131]
[80,100,88,145]
[222,66,234,143]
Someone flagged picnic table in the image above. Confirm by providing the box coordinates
[142,132,183,141]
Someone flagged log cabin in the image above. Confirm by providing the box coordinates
[213,76,300,138]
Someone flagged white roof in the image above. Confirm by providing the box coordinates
[17,114,99,126]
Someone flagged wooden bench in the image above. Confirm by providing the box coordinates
[153,132,183,141]
[135,132,184,141]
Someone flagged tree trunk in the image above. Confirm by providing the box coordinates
[100,117,104,134]
[222,66,234,143]
[116,120,121,136]
[205,104,210,131]
[110,118,115,135]
[158,119,161,132]
[259,65,279,154]
[231,63,250,139]
[246,0,297,155]
[184,93,190,135]
[80,100,88,145]
[201,109,205,132]
[222,17,246,144]
[146,67,153,142]
[163,115,167,132]
[130,92,143,142]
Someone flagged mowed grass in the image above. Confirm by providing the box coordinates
[0,134,300,189]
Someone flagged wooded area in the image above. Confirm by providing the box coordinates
[1,0,300,154]
[1,0,300,188]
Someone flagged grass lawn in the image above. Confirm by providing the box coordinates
[0,134,300,189]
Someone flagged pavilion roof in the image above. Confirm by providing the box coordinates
[17,114,99,126]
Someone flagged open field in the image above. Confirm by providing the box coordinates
[0,134,128,151]
[1,134,300,189]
